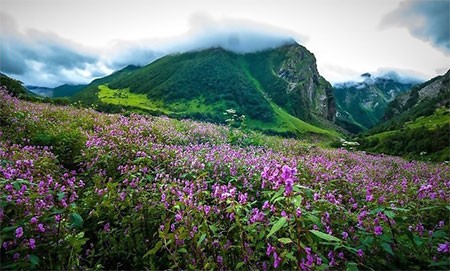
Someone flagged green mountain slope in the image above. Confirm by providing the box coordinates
[53,84,86,97]
[74,44,339,138]
[0,73,36,98]
[357,70,450,161]
[333,74,417,133]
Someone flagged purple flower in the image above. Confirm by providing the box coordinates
[217,255,223,264]
[437,242,449,253]
[29,238,36,249]
[316,256,322,265]
[30,217,37,224]
[357,249,364,257]
[266,243,275,256]
[284,178,293,196]
[273,251,281,268]
[295,208,302,218]
[204,205,211,215]
[15,227,23,238]
[175,212,183,222]
[104,223,110,233]
[342,231,349,239]
[37,223,45,233]
[374,226,383,236]
[13,252,20,261]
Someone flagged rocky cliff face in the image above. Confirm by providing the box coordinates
[244,43,336,125]
[384,69,449,120]
[276,45,335,122]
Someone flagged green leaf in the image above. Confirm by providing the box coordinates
[1,225,17,233]
[362,236,374,246]
[384,210,395,219]
[346,262,359,271]
[70,213,83,229]
[278,237,293,244]
[197,233,207,246]
[446,205,450,212]
[413,235,424,246]
[292,195,303,208]
[236,262,245,270]
[310,230,342,243]
[305,213,321,225]
[432,230,447,238]
[57,192,65,201]
[430,260,450,267]
[178,248,188,253]
[143,240,163,258]
[270,188,285,203]
[209,224,218,234]
[267,217,287,238]
[29,254,39,266]
[285,252,297,261]
[370,207,385,215]
[381,242,394,256]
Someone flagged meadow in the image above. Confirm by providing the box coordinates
[0,86,449,270]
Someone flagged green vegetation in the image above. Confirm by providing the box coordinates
[98,85,168,112]
[0,73,34,98]
[72,44,338,139]
[358,107,449,161]
[357,70,450,162]
[1,87,449,270]
[52,84,86,97]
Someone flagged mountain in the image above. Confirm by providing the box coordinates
[333,73,418,133]
[73,43,338,138]
[26,86,54,97]
[0,73,36,98]
[357,69,450,161]
[52,84,86,97]
[26,84,86,98]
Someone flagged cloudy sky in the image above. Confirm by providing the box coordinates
[0,0,449,87]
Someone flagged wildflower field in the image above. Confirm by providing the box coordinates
[0,87,449,270]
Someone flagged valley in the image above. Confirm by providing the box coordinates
[1,34,449,271]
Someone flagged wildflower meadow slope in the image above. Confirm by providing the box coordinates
[0,87,449,270]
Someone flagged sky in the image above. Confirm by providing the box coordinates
[0,0,449,87]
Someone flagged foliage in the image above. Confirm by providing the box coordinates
[0,87,449,270]
[359,70,449,161]
[71,45,338,138]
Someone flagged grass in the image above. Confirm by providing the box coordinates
[404,107,450,130]
[98,84,168,113]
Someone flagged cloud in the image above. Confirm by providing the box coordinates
[0,11,109,86]
[372,69,425,84]
[0,11,305,86]
[173,13,303,53]
[381,0,449,54]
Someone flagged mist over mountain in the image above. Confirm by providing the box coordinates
[333,72,419,133]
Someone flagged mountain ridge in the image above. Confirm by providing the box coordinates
[357,69,450,161]
[333,73,418,133]
[73,43,339,138]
